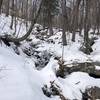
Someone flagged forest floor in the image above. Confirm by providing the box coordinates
[0,14,100,100]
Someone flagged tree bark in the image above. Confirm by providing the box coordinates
[71,0,81,42]
[10,0,14,29]
[0,0,3,14]
[48,14,53,36]
[84,0,92,54]
[5,0,9,16]
[61,0,67,46]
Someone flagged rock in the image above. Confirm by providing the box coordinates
[12,45,20,55]
[42,81,68,100]
[80,45,93,54]
[34,50,52,69]
[82,87,100,100]
[42,85,51,97]
[22,46,35,56]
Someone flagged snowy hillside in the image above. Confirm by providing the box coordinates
[0,14,100,100]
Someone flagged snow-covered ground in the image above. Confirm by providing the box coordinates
[0,14,28,36]
[0,14,100,100]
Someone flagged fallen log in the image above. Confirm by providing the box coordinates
[56,61,100,78]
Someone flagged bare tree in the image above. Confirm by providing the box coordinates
[61,0,67,45]
[5,0,9,16]
[10,0,14,29]
[83,0,92,54]
[0,0,3,13]
[5,0,44,43]
[71,0,81,42]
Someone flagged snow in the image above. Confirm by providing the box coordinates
[91,38,100,62]
[0,14,100,100]
[0,45,100,100]
[0,45,50,100]
[95,66,100,70]
[0,14,27,37]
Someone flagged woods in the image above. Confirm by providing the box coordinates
[0,0,100,49]
[0,0,100,100]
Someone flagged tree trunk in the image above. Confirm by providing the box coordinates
[0,0,3,14]
[84,0,92,54]
[71,0,81,42]
[48,14,53,36]
[5,0,9,16]
[10,0,14,29]
[61,0,67,46]
[79,0,84,36]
